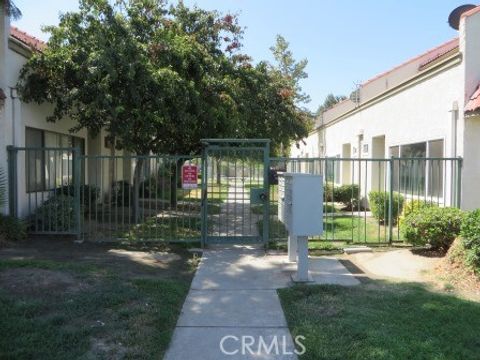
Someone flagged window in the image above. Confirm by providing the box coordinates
[389,139,444,198]
[25,128,85,192]
[427,140,444,197]
[25,128,45,192]
[325,155,340,183]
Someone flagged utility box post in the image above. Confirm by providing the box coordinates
[278,173,323,282]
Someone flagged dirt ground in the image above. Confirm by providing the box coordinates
[0,237,196,280]
[340,247,480,301]
[0,238,198,359]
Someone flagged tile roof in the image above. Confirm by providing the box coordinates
[465,85,480,115]
[10,26,46,52]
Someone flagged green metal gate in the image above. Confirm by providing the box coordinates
[200,139,270,245]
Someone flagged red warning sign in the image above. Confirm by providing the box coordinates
[182,165,198,189]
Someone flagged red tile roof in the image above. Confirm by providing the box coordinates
[10,26,46,52]
[465,85,480,115]
[362,38,459,87]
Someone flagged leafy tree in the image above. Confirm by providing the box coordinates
[270,34,310,106]
[18,0,309,216]
[316,93,347,116]
[1,0,21,20]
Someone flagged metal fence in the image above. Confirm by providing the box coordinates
[268,157,462,245]
[7,145,462,246]
[8,146,82,236]
[80,155,203,242]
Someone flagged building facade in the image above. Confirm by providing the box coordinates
[292,6,480,210]
[0,11,130,217]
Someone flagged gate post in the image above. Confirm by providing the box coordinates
[73,147,82,241]
[388,157,394,244]
[200,145,207,247]
[7,146,18,217]
[263,141,270,244]
[456,157,463,208]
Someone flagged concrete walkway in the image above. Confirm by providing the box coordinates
[164,246,359,359]
[211,180,261,237]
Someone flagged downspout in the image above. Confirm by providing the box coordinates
[450,101,459,158]
[10,87,17,146]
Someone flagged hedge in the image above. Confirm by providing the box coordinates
[401,206,464,250]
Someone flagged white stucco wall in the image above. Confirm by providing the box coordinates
[457,10,480,210]
[293,61,463,206]
[291,131,320,158]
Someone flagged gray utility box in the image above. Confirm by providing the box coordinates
[278,173,323,236]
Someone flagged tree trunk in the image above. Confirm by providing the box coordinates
[132,157,145,223]
[170,158,185,208]
[216,158,221,185]
[108,137,116,204]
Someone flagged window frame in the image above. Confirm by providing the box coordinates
[389,138,445,200]
[25,127,85,193]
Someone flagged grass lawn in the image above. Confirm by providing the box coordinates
[278,282,480,359]
[116,215,203,242]
[260,215,394,244]
[253,203,338,216]
[267,240,344,254]
[0,241,196,359]
[185,183,229,203]
[323,215,393,243]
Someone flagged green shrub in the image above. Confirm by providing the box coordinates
[112,181,132,206]
[32,195,76,231]
[401,206,464,250]
[334,184,360,209]
[0,214,27,242]
[324,183,360,208]
[369,191,404,225]
[55,184,100,210]
[139,176,170,198]
[460,209,480,272]
[399,200,437,227]
[324,182,334,202]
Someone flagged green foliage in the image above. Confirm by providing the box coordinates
[2,0,22,20]
[399,200,437,227]
[316,93,347,116]
[111,181,132,207]
[0,214,27,242]
[55,184,100,210]
[460,209,480,272]
[401,207,464,250]
[18,0,309,157]
[334,184,360,209]
[324,182,334,202]
[368,191,404,225]
[324,183,359,209]
[269,34,310,105]
[32,195,76,231]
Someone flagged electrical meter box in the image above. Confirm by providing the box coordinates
[278,173,323,236]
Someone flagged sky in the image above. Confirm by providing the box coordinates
[12,0,469,112]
